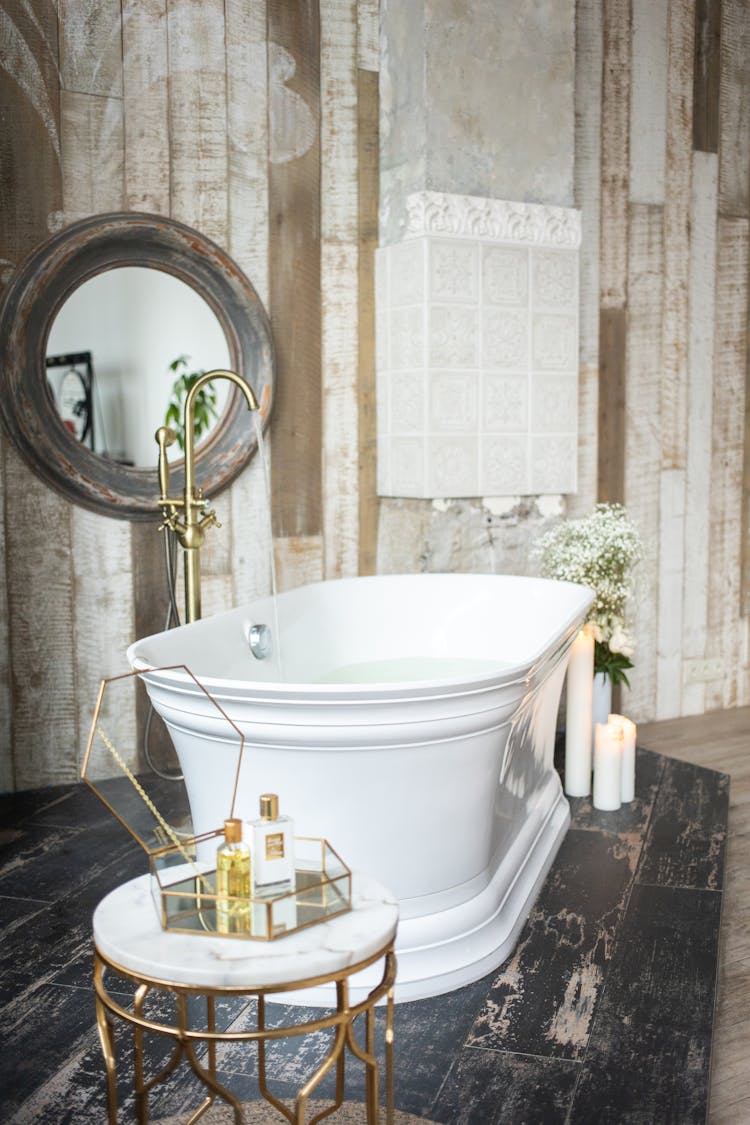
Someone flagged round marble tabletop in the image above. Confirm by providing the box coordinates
[93,872,398,992]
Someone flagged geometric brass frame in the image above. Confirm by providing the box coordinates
[94,941,396,1125]
[82,665,246,850]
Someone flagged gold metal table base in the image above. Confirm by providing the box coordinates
[93,942,396,1125]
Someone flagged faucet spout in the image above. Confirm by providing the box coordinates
[157,369,259,625]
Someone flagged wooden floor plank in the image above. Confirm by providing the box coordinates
[638,706,750,1123]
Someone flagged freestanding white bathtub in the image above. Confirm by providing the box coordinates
[127,573,593,1003]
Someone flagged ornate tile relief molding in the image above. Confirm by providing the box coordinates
[404,191,582,249]
[376,192,581,499]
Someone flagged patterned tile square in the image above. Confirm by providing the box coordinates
[390,306,426,370]
[481,245,529,306]
[531,374,578,432]
[532,312,577,371]
[390,239,426,305]
[393,373,426,434]
[531,248,578,308]
[390,437,425,496]
[482,374,528,432]
[429,238,479,304]
[529,433,577,493]
[480,435,528,494]
[482,308,528,369]
[427,436,479,497]
[428,372,478,432]
[428,305,478,368]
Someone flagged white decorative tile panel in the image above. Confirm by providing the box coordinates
[390,239,426,305]
[429,240,479,303]
[532,313,578,371]
[429,372,478,432]
[482,436,528,495]
[428,305,479,368]
[531,375,578,432]
[482,246,528,305]
[376,192,580,497]
[532,249,578,308]
[483,375,528,432]
[389,306,425,370]
[428,436,479,497]
[394,373,425,434]
[483,309,529,369]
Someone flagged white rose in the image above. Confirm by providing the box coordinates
[608,628,633,658]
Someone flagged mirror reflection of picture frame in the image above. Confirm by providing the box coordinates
[0,213,275,521]
[46,351,94,450]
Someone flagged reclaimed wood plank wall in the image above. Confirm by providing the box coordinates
[0,0,372,788]
[1,1,748,789]
[579,0,750,718]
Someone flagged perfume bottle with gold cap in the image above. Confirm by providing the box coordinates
[248,794,295,895]
[215,817,251,934]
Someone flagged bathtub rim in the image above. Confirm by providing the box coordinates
[127,572,595,702]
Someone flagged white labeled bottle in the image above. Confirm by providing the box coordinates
[215,817,251,934]
[248,794,295,896]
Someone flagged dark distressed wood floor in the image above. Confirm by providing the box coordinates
[0,744,728,1124]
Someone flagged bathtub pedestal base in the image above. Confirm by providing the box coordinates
[284,785,571,1006]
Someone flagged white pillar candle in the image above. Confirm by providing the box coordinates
[593,721,624,810]
[609,713,637,803]
[564,628,595,797]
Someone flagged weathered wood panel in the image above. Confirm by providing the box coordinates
[0,0,74,788]
[60,90,123,217]
[599,0,631,311]
[122,0,169,214]
[718,0,750,217]
[0,0,62,271]
[321,0,360,579]
[59,0,122,98]
[660,0,694,470]
[274,535,324,594]
[624,205,663,722]
[71,509,135,771]
[225,0,273,607]
[629,0,667,204]
[656,0,694,719]
[167,0,227,245]
[682,152,718,716]
[706,217,748,710]
[5,453,77,788]
[656,468,687,720]
[597,0,629,509]
[570,0,602,517]
[268,0,322,544]
[358,67,379,577]
[597,308,626,504]
[693,0,722,154]
[357,0,379,72]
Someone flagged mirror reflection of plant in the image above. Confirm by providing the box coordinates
[164,355,219,452]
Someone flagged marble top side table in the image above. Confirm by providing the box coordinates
[93,872,398,1124]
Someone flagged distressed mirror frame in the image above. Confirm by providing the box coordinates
[0,212,275,520]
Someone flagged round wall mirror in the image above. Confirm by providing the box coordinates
[0,213,275,520]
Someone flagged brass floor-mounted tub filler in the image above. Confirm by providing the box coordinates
[156,369,259,624]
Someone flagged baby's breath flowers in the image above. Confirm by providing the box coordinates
[534,503,643,686]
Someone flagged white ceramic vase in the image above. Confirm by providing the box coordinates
[592,671,612,729]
